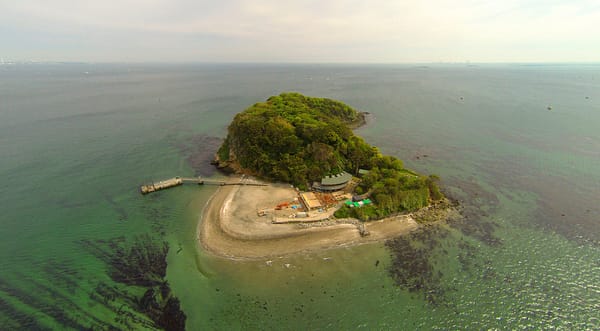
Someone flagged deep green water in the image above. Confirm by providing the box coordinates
[1,63,599,329]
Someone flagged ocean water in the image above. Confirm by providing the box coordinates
[0,63,599,329]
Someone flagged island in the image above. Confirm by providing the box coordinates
[200,93,456,259]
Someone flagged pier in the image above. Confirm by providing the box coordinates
[140,176,267,194]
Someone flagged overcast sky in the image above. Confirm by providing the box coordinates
[1,0,599,63]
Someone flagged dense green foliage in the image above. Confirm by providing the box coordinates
[338,172,442,221]
[219,93,372,188]
[218,92,443,219]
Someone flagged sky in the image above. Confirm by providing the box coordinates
[1,0,599,63]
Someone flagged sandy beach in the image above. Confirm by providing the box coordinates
[197,178,420,260]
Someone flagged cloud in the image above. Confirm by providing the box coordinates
[1,0,599,62]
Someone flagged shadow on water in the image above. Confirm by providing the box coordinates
[385,178,503,306]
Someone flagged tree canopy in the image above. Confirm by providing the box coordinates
[217,92,443,220]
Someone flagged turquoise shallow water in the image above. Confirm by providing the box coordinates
[0,63,598,329]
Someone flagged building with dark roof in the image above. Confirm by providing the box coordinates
[313,171,352,191]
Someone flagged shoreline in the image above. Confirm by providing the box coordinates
[197,179,422,260]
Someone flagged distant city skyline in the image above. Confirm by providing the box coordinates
[1,0,599,63]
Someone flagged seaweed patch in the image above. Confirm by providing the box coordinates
[82,235,187,330]
[385,178,503,306]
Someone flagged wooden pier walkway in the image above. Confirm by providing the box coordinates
[140,176,267,194]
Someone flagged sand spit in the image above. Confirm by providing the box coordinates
[197,178,421,260]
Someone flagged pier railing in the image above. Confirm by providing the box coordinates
[140,176,266,194]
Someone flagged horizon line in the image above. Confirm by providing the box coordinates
[2,60,600,66]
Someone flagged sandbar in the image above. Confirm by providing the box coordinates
[197,177,421,260]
